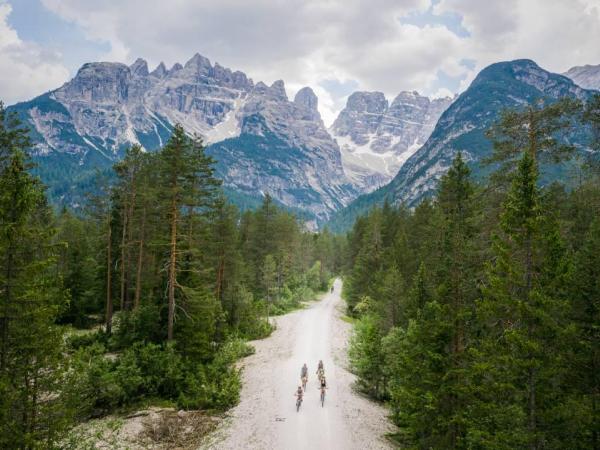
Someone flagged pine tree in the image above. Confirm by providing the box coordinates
[470,151,568,449]
[157,125,220,341]
[0,149,69,448]
[566,218,600,449]
[486,98,580,177]
[113,145,145,311]
[262,254,277,323]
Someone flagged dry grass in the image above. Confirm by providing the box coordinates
[142,409,221,449]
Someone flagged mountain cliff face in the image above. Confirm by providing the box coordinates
[564,64,600,91]
[329,90,452,191]
[9,53,356,224]
[328,59,594,231]
[207,80,357,225]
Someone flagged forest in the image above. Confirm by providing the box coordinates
[345,96,600,449]
[2,91,600,449]
[0,106,343,449]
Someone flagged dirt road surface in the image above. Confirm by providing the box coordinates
[202,279,394,450]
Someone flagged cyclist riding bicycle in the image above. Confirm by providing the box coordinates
[319,375,327,389]
[317,360,324,372]
[316,367,324,382]
[300,363,308,379]
[318,376,328,407]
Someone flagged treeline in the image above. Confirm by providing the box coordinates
[0,105,341,449]
[345,96,600,449]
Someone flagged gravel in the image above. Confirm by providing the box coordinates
[201,279,394,450]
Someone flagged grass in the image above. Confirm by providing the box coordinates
[340,315,356,324]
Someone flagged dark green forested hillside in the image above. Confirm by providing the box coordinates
[0,103,343,449]
[344,95,600,449]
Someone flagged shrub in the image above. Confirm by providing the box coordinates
[65,330,107,351]
[67,343,123,417]
[177,365,241,411]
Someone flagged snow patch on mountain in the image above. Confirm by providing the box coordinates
[330,91,452,192]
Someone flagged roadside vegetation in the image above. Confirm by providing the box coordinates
[346,96,600,449]
[0,103,343,449]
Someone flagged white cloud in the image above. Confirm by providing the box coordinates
[436,0,600,79]
[40,0,466,125]
[0,2,69,105]
[431,87,454,99]
[4,0,600,123]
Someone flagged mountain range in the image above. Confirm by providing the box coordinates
[328,59,598,231]
[7,53,600,229]
[329,90,452,191]
[8,52,450,226]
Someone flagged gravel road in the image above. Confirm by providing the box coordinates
[201,279,394,450]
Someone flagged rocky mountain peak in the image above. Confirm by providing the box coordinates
[330,89,452,191]
[169,62,183,75]
[294,87,320,121]
[130,58,149,77]
[58,62,131,104]
[564,63,600,90]
[389,90,429,109]
[345,91,388,113]
[12,52,359,225]
[184,53,212,75]
[270,80,287,100]
[150,62,167,78]
[294,87,318,110]
[473,59,588,100]
[380,58,595,211]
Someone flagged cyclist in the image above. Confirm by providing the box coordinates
[301,363,308,390]
[300,363,308,379]
[318,376,328,406]
[316,359,324,378]
[295,385,304,411]
[316,367,325,382]
[319,375,327,389]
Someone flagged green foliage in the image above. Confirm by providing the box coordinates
[349,314,386,399]
[345,99,600,449]
[0,103,72,448]
[0,105,344,445]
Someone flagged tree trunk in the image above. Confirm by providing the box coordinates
[105,214,113,335]
[167,196,178,341]
[119,198,128,311]
[134,206,146,310]
[125,186,136,310]
[216,254,225,303]
[0,192,17,370]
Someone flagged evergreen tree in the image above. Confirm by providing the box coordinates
[486,98,580,176]
[566,218,600,449]
[470,151,568,449]
[0,149,69,448]
[157,125,220,341]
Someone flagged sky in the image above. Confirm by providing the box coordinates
[1,0,600,126]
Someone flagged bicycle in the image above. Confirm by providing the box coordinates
[302,375,308,392]
[296,394,303,412]
[319,386,326,407]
